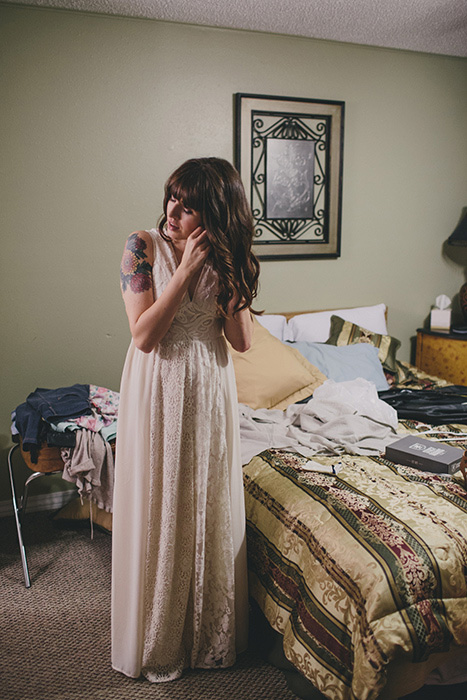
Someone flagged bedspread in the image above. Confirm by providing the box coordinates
[243,423,467,700]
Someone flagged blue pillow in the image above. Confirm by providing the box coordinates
[284,341,389,391]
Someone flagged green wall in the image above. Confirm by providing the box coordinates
[1,4,467,506]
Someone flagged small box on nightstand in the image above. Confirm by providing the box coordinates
[430,309,451,332]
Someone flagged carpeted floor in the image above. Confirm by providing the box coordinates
[0,511,298,700]
[1,512,465,700]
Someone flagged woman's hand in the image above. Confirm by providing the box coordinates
[179,226,211,275]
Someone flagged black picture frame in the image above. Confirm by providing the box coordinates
[235,93,345,260]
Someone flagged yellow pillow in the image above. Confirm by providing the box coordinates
[228,317,327,410]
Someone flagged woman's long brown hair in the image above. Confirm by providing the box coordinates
[158,157,260,317]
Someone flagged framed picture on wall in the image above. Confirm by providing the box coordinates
[235,93,345,260]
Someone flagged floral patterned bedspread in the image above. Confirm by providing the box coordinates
[243,377,467,700]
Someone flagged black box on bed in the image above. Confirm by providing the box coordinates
[385,435,463,474]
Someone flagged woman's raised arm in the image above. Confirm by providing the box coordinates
[120,229,209,353]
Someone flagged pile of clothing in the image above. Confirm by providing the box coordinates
[11,384,119,513]
[239,378,399,465]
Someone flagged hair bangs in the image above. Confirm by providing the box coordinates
[167,172,206,214]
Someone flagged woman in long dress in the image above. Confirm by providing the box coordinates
[111,157,260,682]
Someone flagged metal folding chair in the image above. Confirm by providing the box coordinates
[8,441,63,588]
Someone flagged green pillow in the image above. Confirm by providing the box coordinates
[325,315,401,373]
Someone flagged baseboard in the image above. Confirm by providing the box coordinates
[0,490,78,518]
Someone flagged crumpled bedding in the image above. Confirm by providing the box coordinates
[239,377,399,465]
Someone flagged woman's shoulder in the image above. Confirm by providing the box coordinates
[125,228,155,246]
[123,229,159,259]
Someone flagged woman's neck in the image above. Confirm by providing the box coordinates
[170,238,186,264]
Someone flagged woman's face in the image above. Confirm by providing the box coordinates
[166,196,203,241]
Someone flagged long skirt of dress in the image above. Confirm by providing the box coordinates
[111,337,248,682]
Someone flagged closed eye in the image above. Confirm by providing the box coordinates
[170,195,192,214]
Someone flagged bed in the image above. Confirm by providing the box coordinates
[10,304,467,699]
[228,304,467,700]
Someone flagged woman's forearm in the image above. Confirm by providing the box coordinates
[224,305,253,353]
[129,264,193,353]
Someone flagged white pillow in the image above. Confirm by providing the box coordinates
[256,314,287,341]
[285,304,387,343]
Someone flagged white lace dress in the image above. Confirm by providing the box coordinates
[111,229,248,682]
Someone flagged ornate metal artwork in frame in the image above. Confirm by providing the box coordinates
[235,93,345,260]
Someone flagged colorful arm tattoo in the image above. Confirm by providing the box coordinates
[120,233,153,294]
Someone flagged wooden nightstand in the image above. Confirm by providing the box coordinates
[416,329,467,385]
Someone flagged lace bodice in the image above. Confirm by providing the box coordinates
[163,303,223,346]
[149,229,223,347]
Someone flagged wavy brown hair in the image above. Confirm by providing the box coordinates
[158,157,260,317]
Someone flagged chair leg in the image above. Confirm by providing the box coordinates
[8,444,31,588]
[8,445,62,588]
